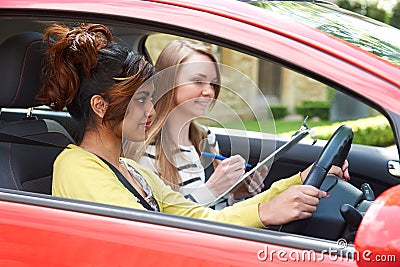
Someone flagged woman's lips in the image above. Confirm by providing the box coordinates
[144,121,151,130]
[195,100,211,107]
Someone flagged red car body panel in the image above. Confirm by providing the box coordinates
[356,184,400,267]
[1,1,400,266]
[0,200,356,266]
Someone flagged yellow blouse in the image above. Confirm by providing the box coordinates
[53,144,302,228]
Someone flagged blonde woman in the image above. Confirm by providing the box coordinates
[136,40,349,206]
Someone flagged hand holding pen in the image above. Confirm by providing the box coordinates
[202,152,265,200]
[201,152,252,168]
[202,153,250,197]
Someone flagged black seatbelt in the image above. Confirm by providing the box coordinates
[99,157,155,211]
[0,132,67,148]
[0,131,155,211]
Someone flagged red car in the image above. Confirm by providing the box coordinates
[0,0,399,266]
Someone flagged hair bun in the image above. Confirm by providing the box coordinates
[65,24,113,76]
[37,23,114,111]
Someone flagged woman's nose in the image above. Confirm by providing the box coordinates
[145,103,156,119]
[201,83,215,97]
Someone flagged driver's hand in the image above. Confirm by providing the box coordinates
[258,185,329,226]
[300,160,350,183]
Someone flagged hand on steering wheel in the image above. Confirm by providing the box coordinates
[260,125,354,230]
[259,184,328,226]
[300,160,350,183]
[276,125,354,232]
[302,125,353,188]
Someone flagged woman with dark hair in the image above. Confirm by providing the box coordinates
[37,23,159,210]
[37,23,345,228]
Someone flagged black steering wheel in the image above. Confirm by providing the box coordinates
[303,124,353,188]
[274,125,354,239]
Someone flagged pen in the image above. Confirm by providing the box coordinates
[201,152,252,168]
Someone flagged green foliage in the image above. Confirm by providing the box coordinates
[314,116,394,147]
[274,119,333,133]
[295,101,330,120]
[280,116,394,147]
[221,116,394,147]
[326,86,336,103]
[218,119,333,134]
[390,2,400,29]
[270,105,288,119]
[366,2,389,23]
[337,0,389,23]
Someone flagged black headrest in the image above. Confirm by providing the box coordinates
[0,32,48,108]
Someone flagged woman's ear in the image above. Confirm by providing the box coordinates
[90,95,108,118]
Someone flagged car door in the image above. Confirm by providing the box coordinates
[0,190,357,266]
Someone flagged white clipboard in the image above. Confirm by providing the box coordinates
[205,126,312,207]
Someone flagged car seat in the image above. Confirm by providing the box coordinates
[0,32,74,194]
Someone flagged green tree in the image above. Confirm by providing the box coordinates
[337,0,389,23]
[390,2,400,29]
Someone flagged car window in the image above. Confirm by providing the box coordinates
[248,1,400,66]
[146,33,395,150]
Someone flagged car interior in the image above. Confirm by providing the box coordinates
[0,17,399,250]
[0,31,74,194]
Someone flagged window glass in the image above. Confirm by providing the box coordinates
[146,33,394,148]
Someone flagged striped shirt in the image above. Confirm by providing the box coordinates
[139,128,220,205]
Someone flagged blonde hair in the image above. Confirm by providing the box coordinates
[147,40,221,190]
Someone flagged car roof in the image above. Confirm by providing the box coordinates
[2,0,399,74]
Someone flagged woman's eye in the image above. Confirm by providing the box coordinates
[136,97,146,103]
[193,79,203,84]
